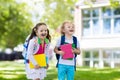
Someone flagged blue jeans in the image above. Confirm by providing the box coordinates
[58,64,75,80]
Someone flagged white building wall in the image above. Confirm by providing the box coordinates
[81,37,120,49]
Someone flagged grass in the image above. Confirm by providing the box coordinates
[0,61,120,80]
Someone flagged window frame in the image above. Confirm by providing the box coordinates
[81,6,120,38]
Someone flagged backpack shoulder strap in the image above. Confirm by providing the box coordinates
[56,35,65,67]
[61,35,65,45]
[73,36,78,71]
[73,36,77,48]
[56,35,65,60]
[73,36,77,57]
[22,40,29,63]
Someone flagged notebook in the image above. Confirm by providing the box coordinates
[60,44,74,59]
[29,54,47,69]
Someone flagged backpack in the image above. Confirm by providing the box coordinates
[55,35,77,70]
[22,36,30,63]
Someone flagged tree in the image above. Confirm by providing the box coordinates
[41,0,78,30]
[110,0,120,8]
[0,0,33,49]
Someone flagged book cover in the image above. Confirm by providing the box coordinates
[60,44,74,59]
[29,54,47,69]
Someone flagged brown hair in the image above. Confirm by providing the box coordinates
[28,22,51,42]
[60,21,75,35]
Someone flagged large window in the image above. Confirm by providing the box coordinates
[82,7,120,37]
[82,9,91,36]
[83,50,99,67]
[82,8,100,36]
[83,50,120,68]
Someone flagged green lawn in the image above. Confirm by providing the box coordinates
[0,61,120,80]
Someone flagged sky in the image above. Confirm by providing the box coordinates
[17,0,45,24]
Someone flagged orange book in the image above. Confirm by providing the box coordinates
[29,54,47,69]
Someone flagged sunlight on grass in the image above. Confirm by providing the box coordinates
[0,68,16,70]
[1,75,18,79]
[94,70,112,73]
[114,79,120,80]
[0,61,26,80]
[2,71,25,74]
[0,61,120,80]
[77,68,92,71]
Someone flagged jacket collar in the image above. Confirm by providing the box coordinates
[38,38,49,44]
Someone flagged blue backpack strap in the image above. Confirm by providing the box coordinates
[73,36,77,71]
[61,35,65,45]
[23,41,29,64]
[73,36,77,57]
[56,35,65,67]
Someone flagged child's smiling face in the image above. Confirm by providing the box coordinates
[63,22,75,35]
[36,25,48,40]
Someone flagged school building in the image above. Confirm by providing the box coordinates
[74,0,120,68]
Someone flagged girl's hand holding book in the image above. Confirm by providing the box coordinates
[72,48,76,54]
[58,51,64,55]
[34,64,40,69]
[45,64,49,69]
[72,48,80,55]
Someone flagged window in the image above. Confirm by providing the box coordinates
[103,50,120,67]
[83,50,99,67]
[102,7,111,17]
[93,19,100,35]
[82,9,90,18]
[103,18,111,34]
[113,50,120,59]
[83,20,90,36]
[82,9,91,36]
[82,6,120,37]
[83,61,90,66]
[92,8,99,17]
[103,50,112,59]
[114,18,120,33]
[83,51,91,67]
[93,51,99,58]
[83,51,90,58]
[113,7,120,15]
[82,8,100,36]
[83,50,120,67]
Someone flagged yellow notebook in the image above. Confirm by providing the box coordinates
[29,54,47,69]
